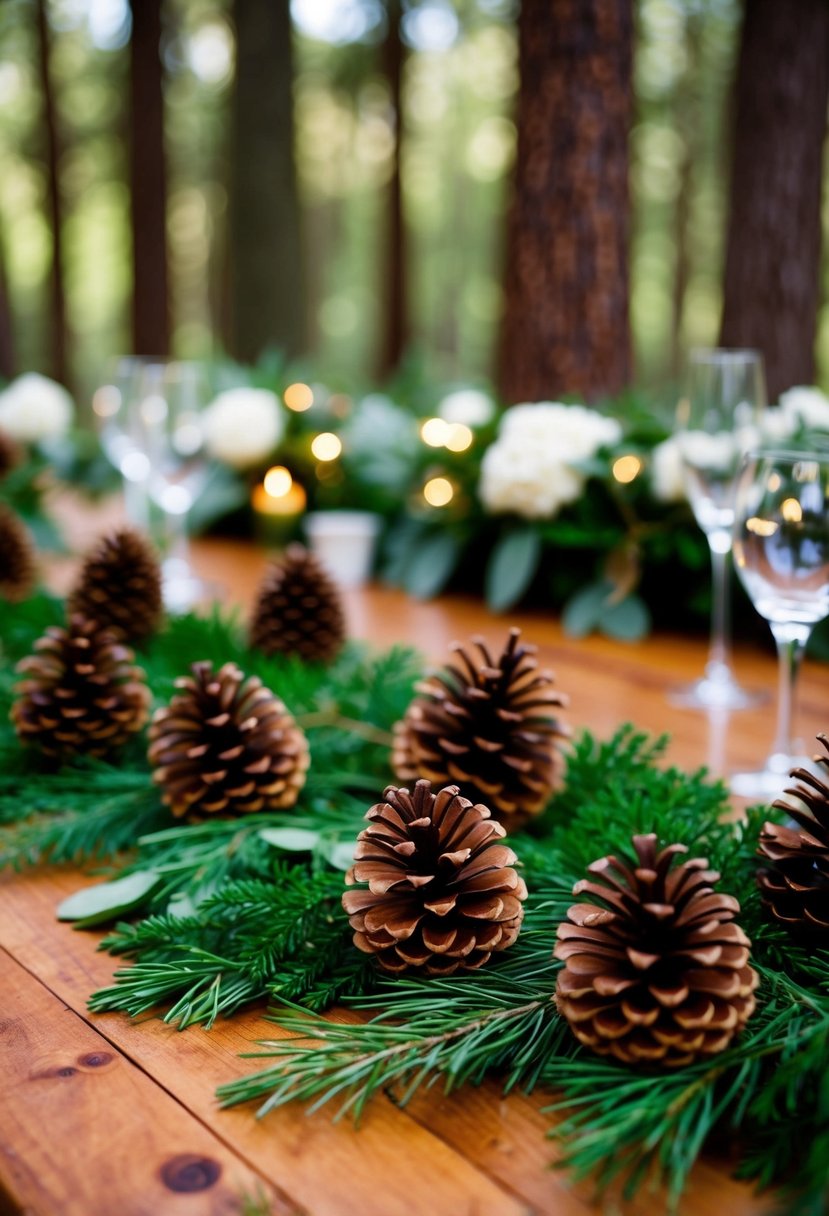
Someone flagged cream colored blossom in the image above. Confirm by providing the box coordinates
[650,436,686,503]
[779,386,829,431]
[203,387,284,468]
[479,401,621,520]
[0,372,74,442]
[438,388,496,427]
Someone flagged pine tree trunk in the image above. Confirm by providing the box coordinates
[228,0,305,364]
[719,0,829,401]
[128,0,170,356]
[497,0,633,404]
[35,0,68,385]
[670,12,702,379]
[0,224,16,380]
[376,0,408,380]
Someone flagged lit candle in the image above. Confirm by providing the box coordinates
[251,466,307,546]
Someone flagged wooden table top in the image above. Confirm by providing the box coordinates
[5,528,822,1216]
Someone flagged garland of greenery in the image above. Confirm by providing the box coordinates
[1,593,827,1213]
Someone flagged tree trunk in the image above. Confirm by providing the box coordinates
[670,11,702,379]
[0,223,16,381]
[719,0,829,401]
[35,0,68,386]
[376,0,408,380]
[129,0,170,356]
[497,0,633,404]
[228,0,305,364]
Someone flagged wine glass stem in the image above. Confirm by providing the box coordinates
[705,529,733,682]
[163,508,191,580]
[768,622,809,763]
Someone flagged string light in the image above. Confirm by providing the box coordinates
[263,465,293,497]
[421,418,450,447]
[781,498,803,523]
[612,455,642,484]
[311,432,342,461]
[283,382,314,412]
[445,423,473,452]
[423,476,454,507]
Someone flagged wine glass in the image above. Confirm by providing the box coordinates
[92,356,153,531]
[731,450,829,800]
[132,360,212,612]
[94,358,212,612]
[668,348,767,709]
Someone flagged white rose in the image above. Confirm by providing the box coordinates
[478,401,620,520]
[650,437,686,503]
[779,386,829,431]
[438,388,496,428]
[678,429,738,472]
[0,372,74,442]
[760,407,798,444]
[203,387,284,468]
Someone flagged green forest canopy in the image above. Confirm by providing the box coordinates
[0,0,827,400]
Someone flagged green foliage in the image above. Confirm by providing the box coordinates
[485,524,542,612]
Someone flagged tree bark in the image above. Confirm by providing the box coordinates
[0,222,16,381]
[497,0,633,404]
[34,0,68,385]
[376,0,408,380]
[128,0,170,356]
[228,0,305,364]
[719,0,829,401]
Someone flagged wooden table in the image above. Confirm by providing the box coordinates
[5,533,823,1216]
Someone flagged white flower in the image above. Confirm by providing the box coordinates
[650,437,686,503]
[202,387,284,468]
[478,401,621,520]
[677,429,738,472]
[438,388,496,428]
[760,407,798,444]
[0,372,74,442]
[779,385,829,431]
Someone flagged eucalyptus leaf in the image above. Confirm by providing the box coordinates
[485,526,542,612]
[56,870,160,928]
[561,580,612,639]
[319,839,355,872]
[600,594,651,642]
[259,827,321,852]
[403,531,462,600]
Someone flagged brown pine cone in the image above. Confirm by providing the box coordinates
[250,544,346,664]
[68,528,163,645]
[0,427,22,480]
[555,834,758,1067]
[148,660,310,818]
[757,734,829,935]
[0,505,36,602]
[12,615,150,758]
[342,779,527,974]
[392,628,569,826]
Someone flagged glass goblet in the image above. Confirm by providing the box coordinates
[669,347,767,710]
[92,356,153,531]
[129,359,212,612]
[731,450,829,800]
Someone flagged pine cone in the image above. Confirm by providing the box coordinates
[555,834,758,1067]
[342,779,527,974]
[12,615,151,758]
[250,544,346,664]
[148,660,310,818]
[0,505,36,602]
[68,528,163,645]
[0,427,22,480]
[392,628,569,826]
[757,735,829,935]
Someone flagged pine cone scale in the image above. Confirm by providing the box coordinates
[250,544,346,664]
[68,529,162,644]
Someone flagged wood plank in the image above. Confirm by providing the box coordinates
[0,868,532,1216]
[0,946,288,1216]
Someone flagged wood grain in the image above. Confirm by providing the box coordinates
[0,946,286,1216]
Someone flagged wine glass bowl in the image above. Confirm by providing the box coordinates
[669,348,767,710]
[731,450,829,799]
[94,357,213,612]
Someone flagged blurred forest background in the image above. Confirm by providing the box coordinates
[0,0,827,410]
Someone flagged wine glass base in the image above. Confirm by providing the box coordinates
[730,753,815,803]
[667,674,767,711]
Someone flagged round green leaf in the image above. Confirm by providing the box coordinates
[56,870,160,928]
[600,594,652,642]
[259,827,321,852]
[403,531,462,600]
[561,580,611,639]
[485,526,542,612]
